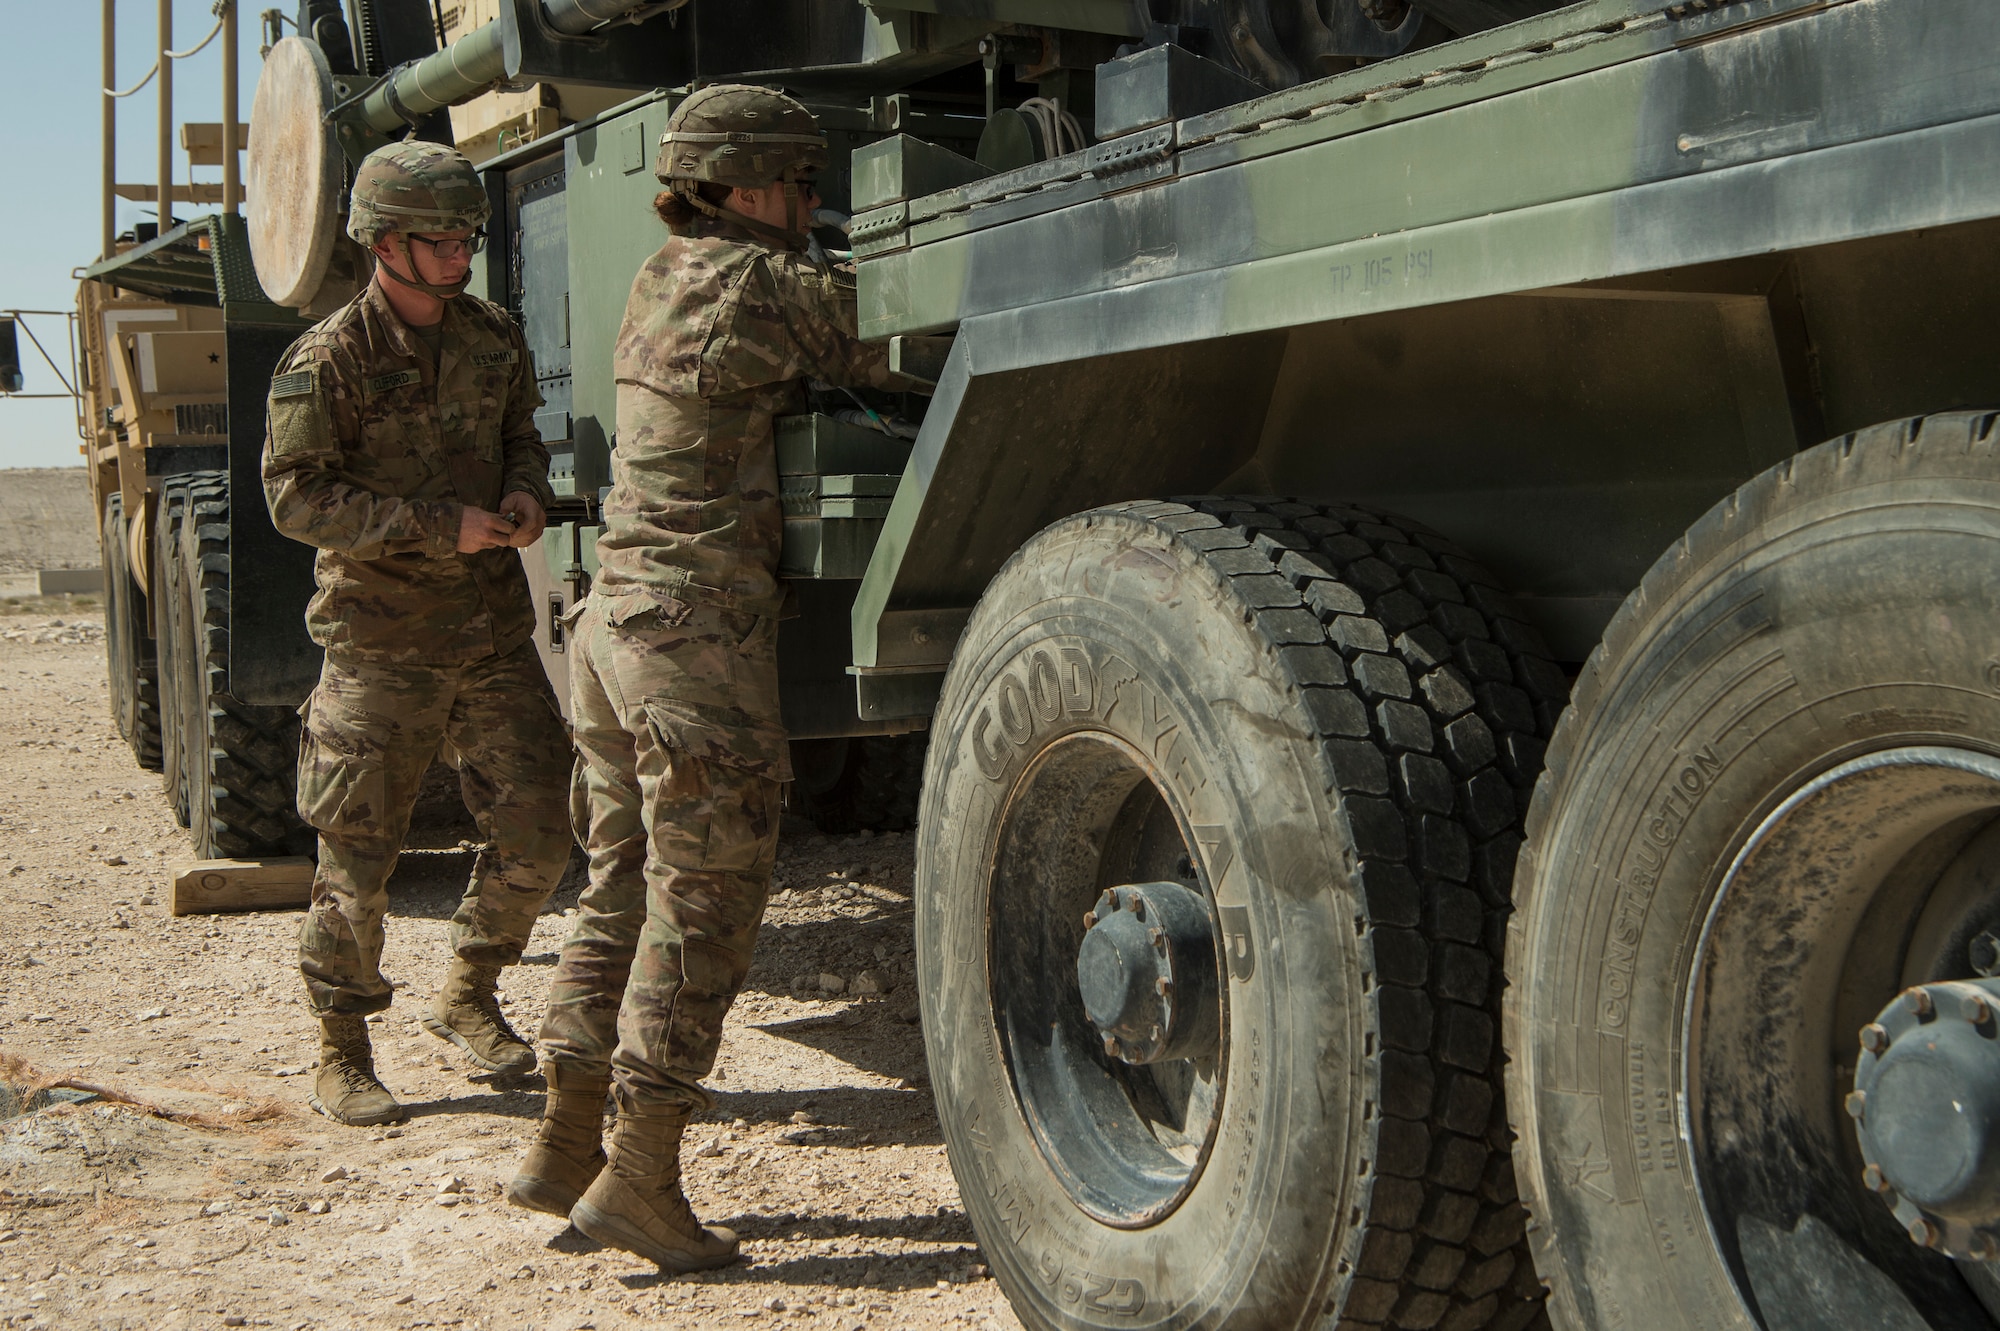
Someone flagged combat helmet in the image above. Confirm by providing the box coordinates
[655,84,827,245]
[347,140,489,296]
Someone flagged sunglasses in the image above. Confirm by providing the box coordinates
[407,229,488,260]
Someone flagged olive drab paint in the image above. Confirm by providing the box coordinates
[847,0,2000,690]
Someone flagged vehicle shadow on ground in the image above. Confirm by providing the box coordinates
[403,1087,547,1121]
[577,1210,980,1291]
[383,845,592,914]
[750,1012,924,1084]
[704,1086,940,1145]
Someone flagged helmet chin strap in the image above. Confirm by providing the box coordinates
[378,235,473,298]
[783,177,802,237]
[671,181,809,251]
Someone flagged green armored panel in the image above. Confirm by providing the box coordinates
[782,474,904,498]
[774,413,914,475]
[1094,43,1263,139]
[781,518,888,579]
[784,496,898,520]
[563,92,680,502]
[781,473,901,566]
[851,134,994,213]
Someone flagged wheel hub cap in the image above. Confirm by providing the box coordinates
[1076,881,1220,1064]
[1853,976,2000,1257]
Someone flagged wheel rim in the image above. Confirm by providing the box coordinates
[1683,745,2000,1324]
[988,729,1228,1228]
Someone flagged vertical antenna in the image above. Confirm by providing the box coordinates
[223,1,240,215]
[156,0,173,229]
[101,0,116,255]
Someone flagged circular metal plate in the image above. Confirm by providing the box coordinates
[247,37,340,309]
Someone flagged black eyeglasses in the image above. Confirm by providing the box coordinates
[408,229,487,260]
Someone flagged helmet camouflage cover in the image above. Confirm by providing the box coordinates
[653,84,827,189]
[346,140,490,246]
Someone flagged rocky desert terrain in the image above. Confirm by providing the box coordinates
[0,593,1018,1331]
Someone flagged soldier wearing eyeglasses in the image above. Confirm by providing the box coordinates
[260,139,573,1127]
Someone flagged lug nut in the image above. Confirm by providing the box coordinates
[1130,897,1145,919]
[1149,927,1166,951]
[1971,1233,2000,1262]
[1903,987,1935,1018]
[1155,977,1173,997]
[1966,993,1992,1026]
[1860,1023,1889,1054]
[1908,1216,1939,1248]
[1862,1164,1892,1194]
[1845,1090,1867,1120]
[1082,910,1099,929]
[1971,930,2000,978]
[1102,1033,1121,1058]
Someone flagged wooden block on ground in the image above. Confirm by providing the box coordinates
[170,857,314,916]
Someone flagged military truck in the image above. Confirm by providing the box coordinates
[58,1,2000,1328]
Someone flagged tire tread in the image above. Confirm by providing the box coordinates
[1093,494,1567,1331]
[177,472,308,859]
[102,492,163,771]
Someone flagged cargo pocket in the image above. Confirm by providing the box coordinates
[731,613,778,657]
[295,693,391,834]
[642,697,788,874]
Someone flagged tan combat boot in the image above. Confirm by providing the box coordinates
[422,957,536,1074]
[506,1062,611,1216]
[569,1099,739,1272]
[308,1012,405,1127]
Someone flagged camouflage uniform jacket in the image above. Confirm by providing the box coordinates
[261,279,553,666]
[593,215,903,621]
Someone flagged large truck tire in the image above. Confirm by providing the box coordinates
[1506,412,2000,1330]
[788,732,928,834]
[917,497,1563,1331]
[170,472,310,860]
[102,492,162,771]
[154,478,194,828]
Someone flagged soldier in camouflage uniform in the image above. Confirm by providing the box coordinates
[263,141,573,1127]
[505,85,914,1270]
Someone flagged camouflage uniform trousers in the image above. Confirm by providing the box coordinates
[298,641,573,1015]
[537,596,789,1110]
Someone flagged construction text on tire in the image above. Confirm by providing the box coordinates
[1508,412,2000,1330]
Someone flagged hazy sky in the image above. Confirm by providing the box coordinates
[0,2,268,469]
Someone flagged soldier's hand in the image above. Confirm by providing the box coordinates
[457,507,518,553]
[499,492,547,548]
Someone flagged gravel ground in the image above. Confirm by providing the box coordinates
[0,611,1021,1331]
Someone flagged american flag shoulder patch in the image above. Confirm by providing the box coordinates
[269,369,315,400]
